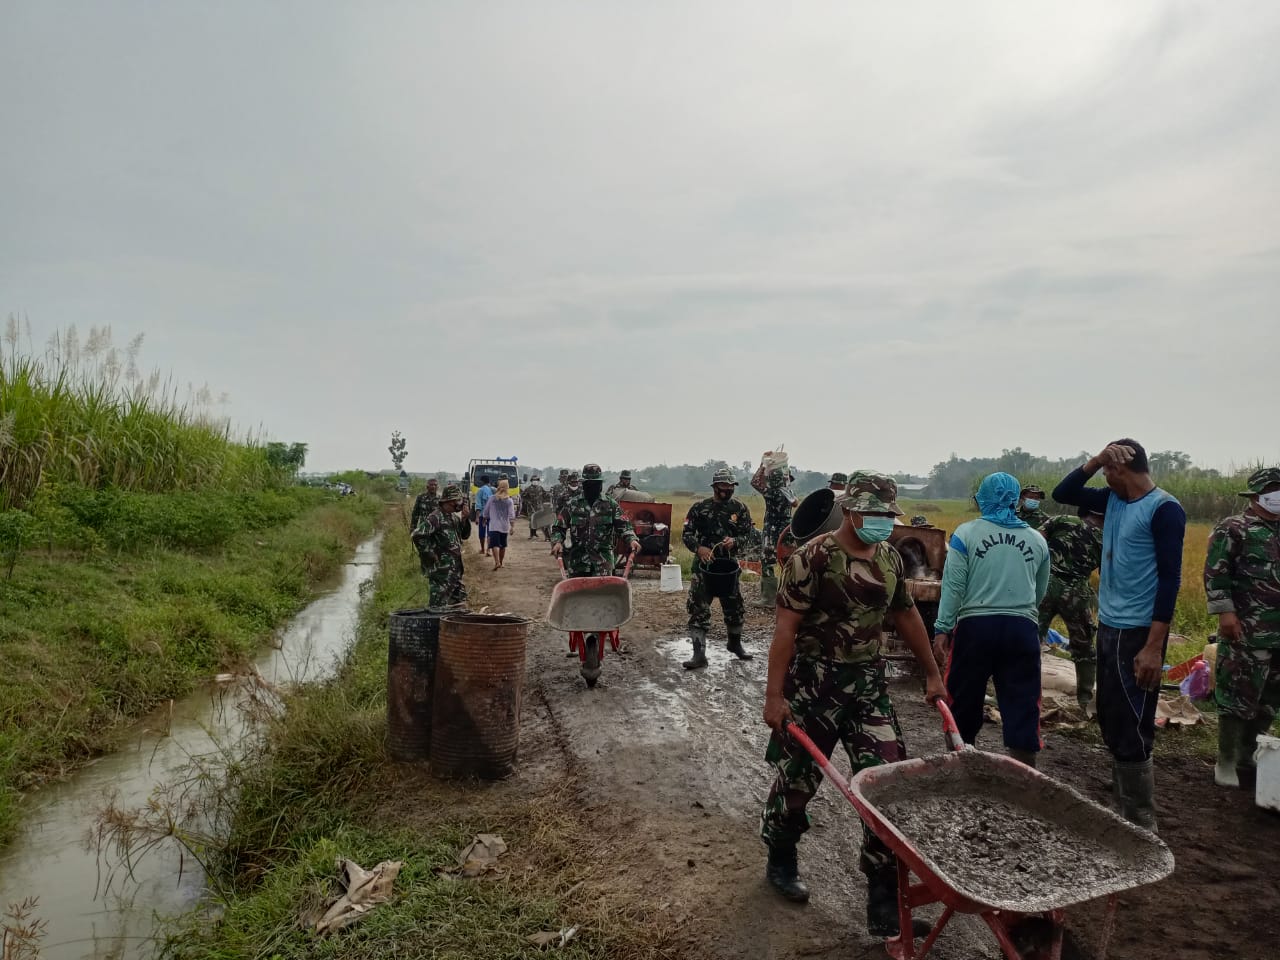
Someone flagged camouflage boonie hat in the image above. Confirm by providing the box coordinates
[582,463,603,480]
[440,483,463,501]
[910,515,931,527]
[829,472,848,485]
[1239,466,1280,496]
[559,469,569,478]
[710,467,738,486]
[841,471,903,516]
[1022,484,1046,497]
[619,469,632,480]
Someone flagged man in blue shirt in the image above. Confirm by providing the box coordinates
[475,475,494,557]
[1054,439,1186,832]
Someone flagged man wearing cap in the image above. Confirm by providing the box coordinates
[751,453,796,603]
[410,477,440,536]
[550,469,569,510]
[761,471,947,937]
[411,484,472,607]
[551,464,640,578]
[1016,484,1048,530]
[521,475,551,539]
[681,467,756,668]
[607,470,635,499]
[555,471,580,515]
[1038,505,1105,713]
[827,471,848,492]
[1205,466,1280,788]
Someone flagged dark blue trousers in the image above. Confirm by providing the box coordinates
[944,614,1042,753]
[1097,624,1165,762]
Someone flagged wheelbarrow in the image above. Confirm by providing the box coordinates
[786,702,1174,960]
[546,555,634,688]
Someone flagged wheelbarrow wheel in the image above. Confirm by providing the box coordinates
[581,634,601,688]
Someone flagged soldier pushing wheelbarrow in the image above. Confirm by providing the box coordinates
[550,464,640,685]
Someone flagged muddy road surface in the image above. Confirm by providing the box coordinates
[465,534,1280,960]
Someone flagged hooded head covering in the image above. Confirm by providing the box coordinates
[976,473,1027,528]
[496,478,510,498]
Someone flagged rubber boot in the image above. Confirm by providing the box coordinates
[1008,749,1038,769]
[1214,714,1244,788]
[765,843,810,903]
[1238,713,1272,789]
[1115,759,1158,833]
[865,866,900,937]
[682,628,708,670]
[726,628,754,661]
[1074,661,1097,716]
[760,568,778,606]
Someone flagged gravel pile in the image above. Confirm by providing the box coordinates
[882,795,1129,904]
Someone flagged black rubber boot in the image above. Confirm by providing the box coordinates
[1074,661,1097,716]
[1008,749,1038,769]
[765,844,810,903]
[1115,758,1158,833]
[682,628,708,670]
[1215,714,1244,787]
[865,866,901,937]
[726,629,754,661]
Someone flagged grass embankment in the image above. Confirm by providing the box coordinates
[167,522,673,960]
[0,487,381,841]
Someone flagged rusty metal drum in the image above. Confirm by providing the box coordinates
[386,606,463,761]
[430,613,529,779]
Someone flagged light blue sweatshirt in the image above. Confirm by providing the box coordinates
[934,518,1051,634]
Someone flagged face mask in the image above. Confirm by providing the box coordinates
[1258,492,1280,515]
[856,516,895,544]
[1022,499,1040,511]
[583,480,603,501]
[714,487,733,501]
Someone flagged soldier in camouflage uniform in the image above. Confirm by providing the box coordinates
[681,467,756,668]
[410,477,440,538]
[410,484,472,607]
[521,475,551,539]
[1038,505,1105,710]
[555,471,581,514]
[1016,483,1048,530]
[606,469,634,499]
[827,471,848,491]
[751,455,796,604]
[761,472,947,936]
[549,470,569,514]
[1205,466,1280,788]
[551,464,639,578]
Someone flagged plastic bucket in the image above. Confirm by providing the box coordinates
[1256,735,1280,812]
[430,613,528,780]
[659,563,683,592]
[700,557,741,598]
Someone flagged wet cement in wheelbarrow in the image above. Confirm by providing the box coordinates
[882,795,1131,905]
[547,591,631,632]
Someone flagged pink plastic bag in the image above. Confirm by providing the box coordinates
[1179,660,1211,701]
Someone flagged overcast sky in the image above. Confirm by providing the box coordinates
[4,2,1278,477]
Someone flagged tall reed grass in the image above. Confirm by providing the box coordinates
[0,320,289,510]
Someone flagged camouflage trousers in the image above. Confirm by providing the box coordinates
[761,657,904,875]
[1215,642,1280,724]
[1037,577,1097,663]
[426,560,467,608]
[761,515,788,569]
[687,570,745,632]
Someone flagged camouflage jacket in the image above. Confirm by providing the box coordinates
[681,497,754,556]
[552,494,637,576]
[760,487,793,534]
[1016,505,1048,530]
[410,491,439,530]
[554,485,580,514]
[1204,509,1280,648]
[411,509,472,577]
[1042,515,1102,585]
[522,482,550,513]
[778,534,914,664]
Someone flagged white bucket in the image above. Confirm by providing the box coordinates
[1256,734,1280,812]
[659,563,684,593]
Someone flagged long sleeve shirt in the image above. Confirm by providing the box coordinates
[482,495,517,534]
[934,518,1050,634]
[1204,508,1280,649]
[1053,467,1185,628]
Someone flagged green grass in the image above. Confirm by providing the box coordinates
[0,487,381,841]
[162,520,676,960]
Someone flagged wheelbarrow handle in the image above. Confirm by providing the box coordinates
[783,722,860,808]
[621,551,636,580]
[557,557,568,581]
[936,700,967,753]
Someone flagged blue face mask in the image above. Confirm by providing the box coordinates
[856,516,895,544]
[1022,499,1040,511]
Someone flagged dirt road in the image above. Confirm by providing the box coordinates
[464,533,1280,960]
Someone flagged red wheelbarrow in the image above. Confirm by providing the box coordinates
[546,556,634,688]
[786,703,1174,960]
